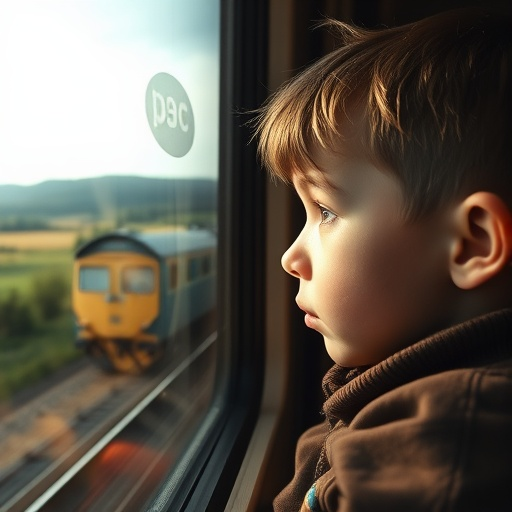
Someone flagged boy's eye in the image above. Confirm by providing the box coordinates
[315,202,337,224]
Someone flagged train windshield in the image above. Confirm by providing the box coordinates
[121,266,155,294]
[79,266,110,292]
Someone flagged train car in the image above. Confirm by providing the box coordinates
[72,229,216,373]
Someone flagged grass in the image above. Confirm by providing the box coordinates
[0,249,73,299]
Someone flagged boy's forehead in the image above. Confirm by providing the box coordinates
[292,142,364,191]
[292,165,335,190]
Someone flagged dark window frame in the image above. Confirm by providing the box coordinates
[148,0,268,510]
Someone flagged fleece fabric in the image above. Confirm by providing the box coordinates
[274,309,512,512]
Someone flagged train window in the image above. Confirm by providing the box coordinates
[0,0,267,510]
[79,266,110,292]
[168,261,178,291]
[187,257,201,282]
[201,255,212,276]
[0,0,253,510]
[121,267,155,294]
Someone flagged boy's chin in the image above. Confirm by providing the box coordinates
[324,337,366,367]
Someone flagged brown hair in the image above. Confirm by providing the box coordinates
[255,8,512,220]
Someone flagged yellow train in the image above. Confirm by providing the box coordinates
[72,229,216,373]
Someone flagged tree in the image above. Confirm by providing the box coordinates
[32,272,69,321]
[0,289,35,337]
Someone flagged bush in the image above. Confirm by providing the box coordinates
[32,272,69,321]
[0,289,36,338]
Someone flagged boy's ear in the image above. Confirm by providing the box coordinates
[450,192,512,290]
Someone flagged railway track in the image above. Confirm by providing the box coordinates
[0,364,132,477]
[0,331,217,512]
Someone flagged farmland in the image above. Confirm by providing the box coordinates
[0,231,74,299]
[0,230,77,251]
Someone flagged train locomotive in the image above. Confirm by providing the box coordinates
[72,229,216,373]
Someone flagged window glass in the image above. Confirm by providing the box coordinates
[0,1,219,510]
[121,266,155,294]
[201,255,212,276]
[79,266,110,292]
[188,257,201,281]
[169,261,178,290]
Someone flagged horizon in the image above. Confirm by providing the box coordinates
[0,174,218,189]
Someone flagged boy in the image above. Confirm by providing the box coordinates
[256,8,512,512]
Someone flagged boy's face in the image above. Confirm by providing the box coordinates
[282,146,456,367]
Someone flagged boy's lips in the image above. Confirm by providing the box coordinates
[296,300,319,328]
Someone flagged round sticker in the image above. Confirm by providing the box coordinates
[145,73,194,157]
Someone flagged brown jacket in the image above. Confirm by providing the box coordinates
[274,309,512,512]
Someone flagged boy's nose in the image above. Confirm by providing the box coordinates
[281,237,311,280]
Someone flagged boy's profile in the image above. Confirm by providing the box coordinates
[256,8,512,512]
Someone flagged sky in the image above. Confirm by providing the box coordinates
[0,0,220,186]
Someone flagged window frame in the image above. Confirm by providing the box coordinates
[146,0,268,510]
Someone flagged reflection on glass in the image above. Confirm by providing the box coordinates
[122,267,155,294]
[0,0,220,510]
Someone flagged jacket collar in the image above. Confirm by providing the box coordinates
[322,308,512,426]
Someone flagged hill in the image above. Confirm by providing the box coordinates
[0,176,217,219]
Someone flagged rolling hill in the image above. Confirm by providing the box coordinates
[0,176,217,219]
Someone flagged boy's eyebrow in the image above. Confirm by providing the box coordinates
[296,170,343,194]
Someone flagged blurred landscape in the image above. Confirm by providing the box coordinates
[0,176,217,233]
[0,177,217,401]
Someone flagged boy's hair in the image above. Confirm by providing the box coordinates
[255,8,512,220]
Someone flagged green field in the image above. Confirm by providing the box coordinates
[0,249,73,299]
